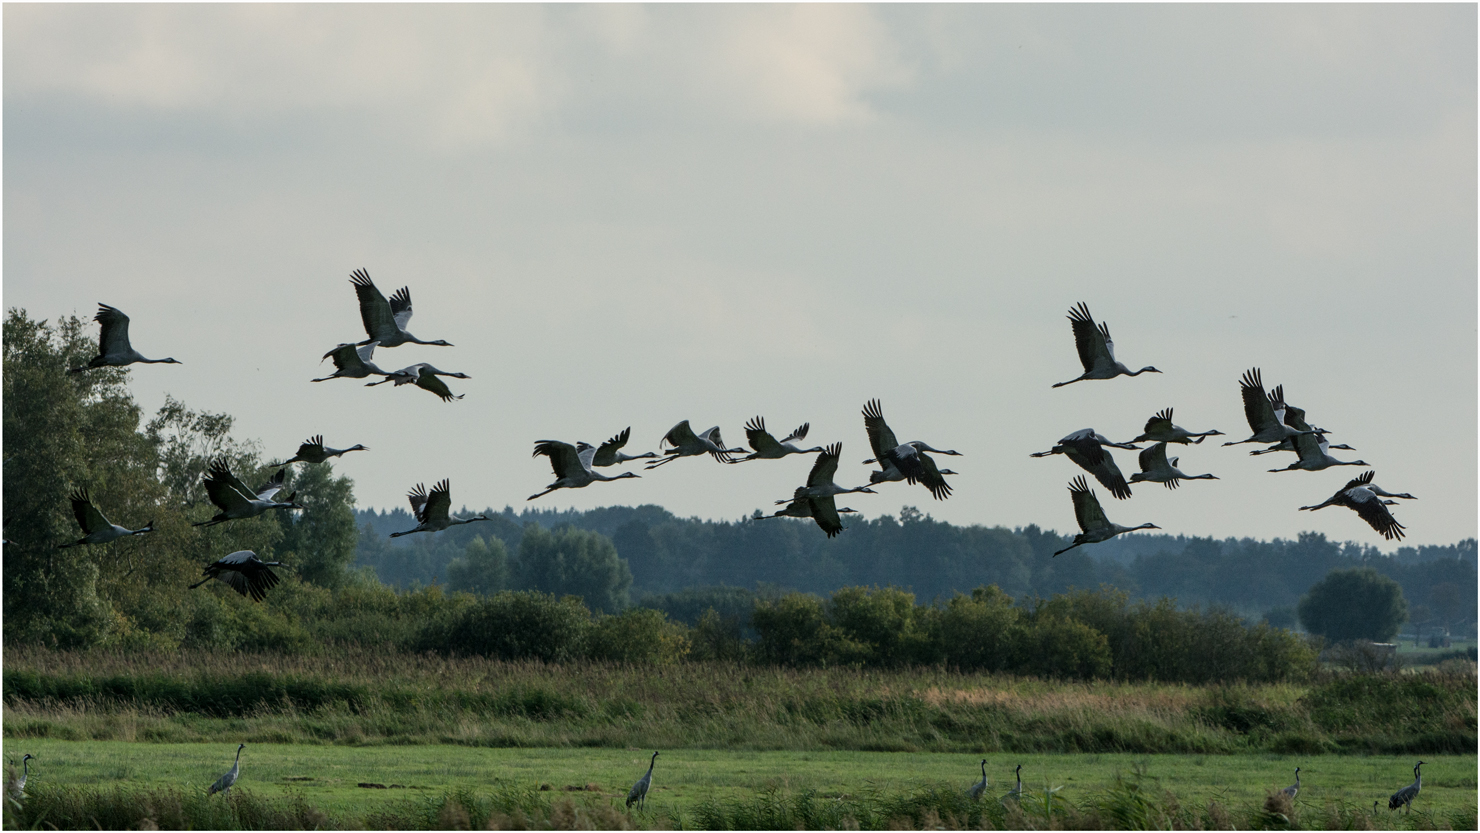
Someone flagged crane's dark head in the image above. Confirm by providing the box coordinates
[21,754,33,763]
[616,472,640,480]
[429,339,454,347]
[159,357,183,365]
[348,444,369,452]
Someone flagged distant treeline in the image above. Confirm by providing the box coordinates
[353,504,1477,634]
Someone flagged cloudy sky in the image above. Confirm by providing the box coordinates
[6,4,1475,548]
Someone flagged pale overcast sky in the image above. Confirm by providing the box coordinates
[5,4,1475,549]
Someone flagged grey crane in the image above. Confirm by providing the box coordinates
[1128,442,1218,490]
[968,759,989,801]
[1267,432,1368,473]
[591,427,658,467]
[861,399,960,500]
[528,440,640,501]
[390,480,490,536]
[1030,429,1138,500]
[627,751,658,810]
[208,744,245,797]
[273,435,367,467]
[58,488,154,548]
[193,460,303,527]
[1004,764,1024,801]
[1248,401,1350,455]
[349,268,453,349]
[67,304,182,373]
[728,417,824,463]
[189,551,287,602]
[1388,761,1423,813]
[312,341,393,383]
[645,421,744,469]
[1299,472,1406,541]
[367,363,468,401]
[9,754,33,801]
[1222,370,1326,447]
[1281,767,1300,799]
[1054,476,1160,557]
[1130,408,1223,445]
[779,443,878,505]
[757,495,858,538]
[1051,302,1161,387]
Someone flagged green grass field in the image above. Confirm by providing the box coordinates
[5,740,1474,829]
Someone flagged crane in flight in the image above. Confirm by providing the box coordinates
[645,421,744,469]
[194,461,302,527]
[58,488,154,548]
[312,342,393,383]
[727,417,825,463]
[67,304,181,373]
[1030,429,1138,500]
[1128,442,1219,490]
[1051,302,1160,387]
[528,440,640,501]
[390,480,490,536]
[1299,471,1406,541]
[1129,408,1222,445]
[189,551,288,602]
[591,428,658,467]
[349,268,453,348]
[1053,476,1160,557]
[861,399,960,500]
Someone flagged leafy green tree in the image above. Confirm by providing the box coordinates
[446,535,510,596]
[586,608,691,664]
[936,586,1022,672]
[514,525,631,613]
[1298,567,1409,643]
[274,461,358,589]
[827,586,936,666]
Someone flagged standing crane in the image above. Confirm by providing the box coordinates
[389,480,489,537]
[1266,432,1368,473]
[1222,370,1326,447]
[193,460,303,527]
[728,417,825,463]
[1051,302,1161,387]
[67,304,182,373]
[349,269,453,348]
[627,751,658,810]
[1388,761,1423,813]
[1281,767,1300,799]
[1004,764,1024,801]
[189,551,287,602]
[312,342,393,383]
[1128,442,1218,490]
[208,744,245,797]
[591,428,659,467]
[527,440,640,501]
[1129,408,1223,445]
[1030,429,1138,500]
[58,488,154,547]
[1299,472,1406,541]
[1053,477,1159,557]
[273,436,368,467]
[968,759,989,801]
[779,443,878,505]
[367,364,468,401]
[9,754,33,801]
[860,399,961,499]
[645,421,744,469]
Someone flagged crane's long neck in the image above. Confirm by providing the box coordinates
[235,746,243,764]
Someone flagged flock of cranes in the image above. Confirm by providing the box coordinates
[52,284,1419,605]
[4,749,1431,817]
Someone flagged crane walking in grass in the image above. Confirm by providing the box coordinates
[209,744,244,797]
[1004,764,1024,802]
[627,751,658,810]
[968,759,989,801]
[1281,767,1300,799]
[1388,762,1423,813]
[8,754,33,801]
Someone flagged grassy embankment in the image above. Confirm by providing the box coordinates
[5,647,1475,755]
[4,744,1475,830]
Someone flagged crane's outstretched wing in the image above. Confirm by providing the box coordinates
[203,460,257,512]
[780,423,809,444]
[95,304,133,356]
[1068,476,1108,533]
[806,443,843,489]
[1349,489,1406,541]
[351,269,398,343]
[661,420,698,449]
[1068,302,1113,372]
[862,399,898,463]
[533,440,584,478]
[1239,368,1276,432]
[254,468,287,500]
[1143,409,1174,436]
[388,285,413,330]
[69,488,111,534]
[593,427,632,467]
[809,495,845,538]
[744,416,781,454]
[414,369,463,401]
[423,479,453,524]
[406,483,431,522]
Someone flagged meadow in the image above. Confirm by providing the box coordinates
[5,648,1475,828]
[4,743,1475,830]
